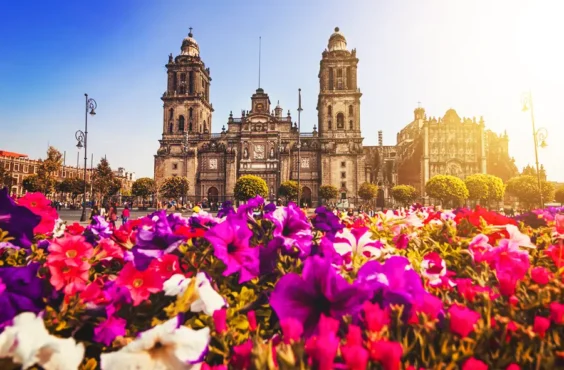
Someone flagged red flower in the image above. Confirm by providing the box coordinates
[47,259,90,295]
[345,324,363,347]
[363,301,390,333]
[462,357,488,370]
[368,340,403,370]
[549,302,564,324]
[66,222,85,236]
[448,304,480,338]
[530,266,552,285]
[213,308,227,334]
[148,254,181,280]
[47,235,93,267]
[80,278,108,305]
[555,214,564,235]
[506,364,521,370]
[341,345,369,370]
[173,225,206,239]
[97,238,124,261]
[505,321,518,343]
[18,192,58,235]
[533,316,550,338]
[115,262,163,306]
[546,243,564,268]
[112,222,137,249]
[247,310,257,332]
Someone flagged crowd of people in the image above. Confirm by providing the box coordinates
[90,202,130,228]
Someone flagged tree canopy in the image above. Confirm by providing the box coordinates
[506,175,554,209]
[464,173,505,205]
[555,187,564,205]
[319,185,339,201]
[278,180,300,201]
[159,176,190,202]
[358,182,378,201]
[92,158,115,201]
[132,178,156,200]
[234,175,268,201]
[391,185,418,206]
[425,175,469,206]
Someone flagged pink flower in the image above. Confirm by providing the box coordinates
[93,315,127,346]
[80,278,107,305]
[341,345,369,370]
[47,235,93,267]
[368,340,403,370]
[306,330,339,370]
[392,233,409,250]
[47,260,90,295]
[505,224,534,249]
[115,262,163,306]
[533,316,550,338]
[333,227,383,267]
[231,340,252,369]
[411,292,443,322]
[149,254,181,280]
[97,238,124,261]
[546,243,564,268]
[280,317,303,344]
[247,310,257,331]
[363,301,389,333]
[420,252,447,286]
[213,308,227,334]
[18,192,57,235]
[549,302,564,324]
[530,266,552,285]
[555,214,564,235]
[486,240,530,281]
[468,234,492,263]
[462,357,488,370]
[497,272,518,296]
[345,325,363,347]
[448,304,480,338]
[506,364,521,370]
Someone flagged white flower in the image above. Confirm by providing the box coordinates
[52,219,66,238]
[163,273,226,316]
[0,312,84,370]
[333,228,383,263]
[506,224,535,249]
[100,317,210,370]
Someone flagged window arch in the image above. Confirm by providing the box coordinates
[349,105,353,115]
[189,107,193,118]
[169,122,173,133]
[328,68,334,90]
[179,116,185,132]
[337,113,344,129]
[327,105,332,116]
[169,108,174,120]
[203,120,207,133]
[349,120,353,130]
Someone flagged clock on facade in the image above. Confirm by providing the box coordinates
[256,103,264,112]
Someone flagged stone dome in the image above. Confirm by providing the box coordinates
[181,30,200,57]
[328,27,347,51]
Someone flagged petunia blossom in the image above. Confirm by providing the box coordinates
[163,273,226,315]
[47,234,93,267]
[468,234,492,264]
[0,188,40,248]
[18,192,58,235]
[100,317,210,370]
[448,304,481,338]
[266,202,313,257]
[115,262,163,306]
[333,227,383,268]
[270,255,370,336]
[0,263,45,325]
[205,216,258,283]
[47,259,91,296]
[94,315,128,346]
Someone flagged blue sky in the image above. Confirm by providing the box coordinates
[1,0,563,181]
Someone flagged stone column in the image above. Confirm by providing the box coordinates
[480,127,487,173]
[423,122,430,199]
[186,148,198,199]
[225,149,237,199]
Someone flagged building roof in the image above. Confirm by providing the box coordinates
[0,150,28,158]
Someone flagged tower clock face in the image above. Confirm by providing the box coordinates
[256,103,264,112]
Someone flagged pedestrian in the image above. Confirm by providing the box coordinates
[121,205,130,225]
[108,203,118,229]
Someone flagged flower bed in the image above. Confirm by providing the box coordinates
[0,188,563,369]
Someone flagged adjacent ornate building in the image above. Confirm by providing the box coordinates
[154,28,366,205]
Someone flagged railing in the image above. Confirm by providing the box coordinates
[300,133,315,137]
[230,118,243,123]
[210,133,223,138]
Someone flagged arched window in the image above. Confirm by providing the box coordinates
[349,105,353,115]
[179,116,185,132]
[347,67,352,89]
[337,69,343,89]
[328,68,334,90]
[189,71,194,94]
[179,86,186,94]
[180,73,186,82]
[327,105,332,116]
[337,113,344,129]
[169,122,173,133]
[328,119,332,130]
[199,124,202,133]
[189,107,193,118]
[349,120,353,130]
[203,120,207,133]
[169,108,174,120]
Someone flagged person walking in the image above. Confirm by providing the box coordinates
[121,205,130,225]
[108,203,118,229]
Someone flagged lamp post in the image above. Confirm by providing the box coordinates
[297,88,302,207]
[76,94,97,222]
[521,91,548,208]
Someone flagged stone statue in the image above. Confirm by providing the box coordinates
[243,147,249,159]
[270,147,275,158]
[168,53,173,63]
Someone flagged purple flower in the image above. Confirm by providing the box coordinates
[312,207,343,241]
[94,315,127,346]
[267,202,312,257]
[205,216,258,283]
[132,211,184,270]
[270,255,370,336]
[236,195,264,219]
[264,202,277,214]
[88,215,112,238]
[0,263,45,326]
[217,201,236,218]
[0,188,40,248]
[357,256,425,309]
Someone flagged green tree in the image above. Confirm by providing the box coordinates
[425,175,469,207]
[555,186,564,205]
[34,146,63,194]
[391,185,418,206]
[132,177,156,207]
[92,158,116,203]
[465,174,490,204]
[56,178,74,194]
[319,185,339,202]
[0,166,11,188]
[22,175,42,193]
[278,180,300,202]
[159,176,190,205]
[234,175,268,201]
[505,175,554,209]
[108,178,122,197]
[358,182,378,202]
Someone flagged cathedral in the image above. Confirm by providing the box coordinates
[154,28,366,206]
[154,28,515,206]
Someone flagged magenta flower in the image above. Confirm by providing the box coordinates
[0,188,40,248]
[205,216,258,283]
[270,255,370,336]
[94,315,127,346]
[267,202,312,257]
[280,318,304,344]
[448,304,481,338]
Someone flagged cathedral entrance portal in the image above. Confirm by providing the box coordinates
[301,187,312,207]
[208,187,219,204]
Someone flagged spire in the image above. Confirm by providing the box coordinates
[258,36,262,89]
[188,27,193,37]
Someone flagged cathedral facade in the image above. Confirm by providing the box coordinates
[154,28,366,205]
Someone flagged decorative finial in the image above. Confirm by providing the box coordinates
[335,27,340,32]
[417,101,422,108]
[188,27,193,37]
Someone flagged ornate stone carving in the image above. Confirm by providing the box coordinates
[253,144,265,159]
[209,158,218,169]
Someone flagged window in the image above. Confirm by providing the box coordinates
[189,120,193,132]
[349,105,353,115]
[172,73,177,91]
[347,67,352,89]
[341,192,346,200]
[179,116,185,131]
[349,120,353,130]
[3,162,8,170]
[12,174,18,185]
[337,69,343,89]
[341,182,346,189]
[328,67,334,90]
[341,161,346,168]
[33,166,37,174]
[203,120,207,133]
[172,163,178,170]
[341,171,346,179]
[179,86,186,94]
[189,107,193,118]
[327,105,332,116]
[328,119,332,130]
[169,108,174,120]
[180,73,186,82]
[189,71,194,94]
[23,165,28,173]
[337,113,344,129]
[169,122,174,133]
[63,171,66,178]
[14,163,19,171]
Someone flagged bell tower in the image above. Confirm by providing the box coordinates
[155,29,214,189]
[317,27,365,201]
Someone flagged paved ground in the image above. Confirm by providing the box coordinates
[57,208,196,224]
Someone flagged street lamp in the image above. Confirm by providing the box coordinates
[297,88,302,207]
[76,94,97,222]
[521,91,548,208]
